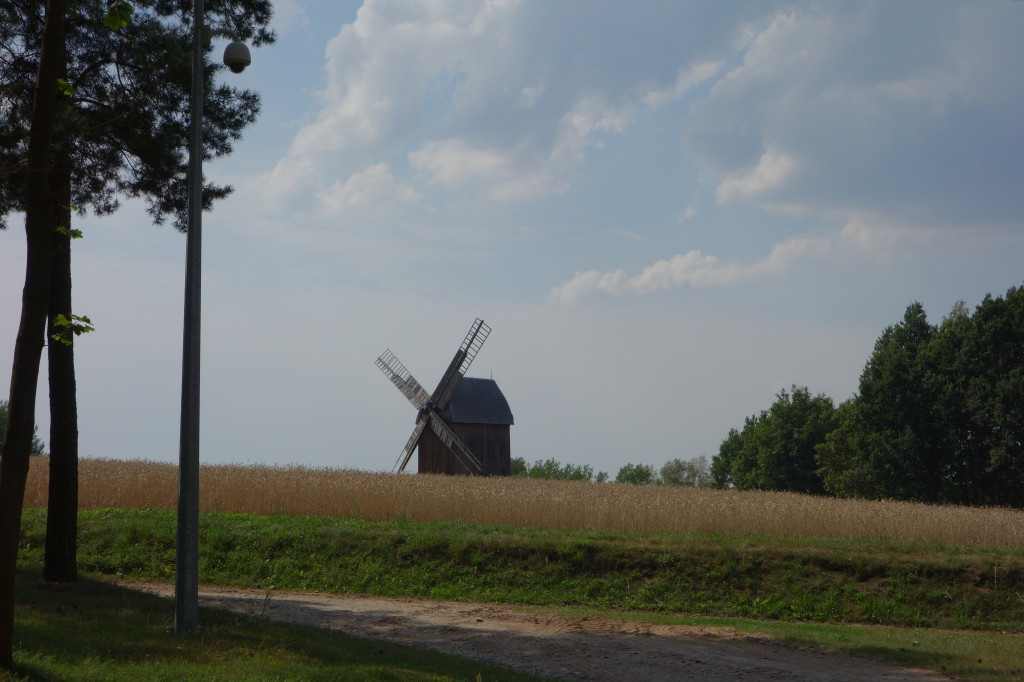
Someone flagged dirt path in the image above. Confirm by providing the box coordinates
[127,584,951,681]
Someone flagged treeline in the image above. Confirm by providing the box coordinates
[511,455,712,487]
[712,285,1024,508]
[519,285,1023,508]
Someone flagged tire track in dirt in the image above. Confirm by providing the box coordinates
[126,584,952,681]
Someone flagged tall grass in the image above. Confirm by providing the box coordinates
[23,457,1024,548]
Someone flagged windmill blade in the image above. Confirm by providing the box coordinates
[427,411,483,474]
[376,349,431,410]
[393,416,428,473]
[430,318,491,410]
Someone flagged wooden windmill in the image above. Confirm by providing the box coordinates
[375,318,513,475]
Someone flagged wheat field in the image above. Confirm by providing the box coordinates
[21,456,1024,548]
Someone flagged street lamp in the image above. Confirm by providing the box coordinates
[176,0,251,634]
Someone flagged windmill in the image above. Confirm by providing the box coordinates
[375,318,513,475]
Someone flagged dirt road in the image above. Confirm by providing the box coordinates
[128,584,951,681]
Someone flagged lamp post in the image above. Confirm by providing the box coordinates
[175,0,251,634]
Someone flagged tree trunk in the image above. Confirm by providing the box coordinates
[44,144,78,584]
[0,0,67,667]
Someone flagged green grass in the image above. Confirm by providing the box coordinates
[733,620,1024,681]
[19,508,1024,630]
[13,508,1024,680]
[7,567,541,681]
[533,606,1024,681]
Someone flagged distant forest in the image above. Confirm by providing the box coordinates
[518,284,1024,509]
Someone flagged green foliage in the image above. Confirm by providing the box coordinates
[711,386,837,494]
[0,0,276,231]
[818,286,1024,507]
[53,224,83,239]
[101,0,134,30]
[0,400,45,455]
[828,302,942,501]
[512,457,605,481]
[614,462,657,485]
[660,456,712,487]
[49,312,94,346]
[18,508,1024,633]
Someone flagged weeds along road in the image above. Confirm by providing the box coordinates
[127,583,951,681]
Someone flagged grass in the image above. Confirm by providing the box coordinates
[14,458,1024,679]
[735,621,1024,681]
[527,606,1024,681]
[6,567,541,681]
[22,457,1024,547]
[18,509,1024,631]
[13,507,1024,680]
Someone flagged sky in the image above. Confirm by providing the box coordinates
[2,0,1023,478]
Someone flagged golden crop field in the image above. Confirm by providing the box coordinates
[23,457,1024,548]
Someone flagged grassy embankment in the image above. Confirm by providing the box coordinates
[17,509,1024,631]
[12,457,1024,680]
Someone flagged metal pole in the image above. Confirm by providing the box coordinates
[176,0,204,634]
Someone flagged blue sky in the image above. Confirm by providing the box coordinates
[3,0,1023,477]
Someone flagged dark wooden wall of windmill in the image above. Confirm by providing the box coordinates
[418,422,511,476]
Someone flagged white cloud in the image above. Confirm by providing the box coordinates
[686,3,1024,233]
[409,138,565,200]
[549,95,636,168]
[259,1,503,205]
[318,163,422,215]
[547,236,830,305]
[410,139,512,187]
[258,1,754,210]
[715,148,797,204]
[837,214,988,257]
[643,61,722,108]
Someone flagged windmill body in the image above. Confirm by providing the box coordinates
[420,377,513,475]
[376,319,514,476]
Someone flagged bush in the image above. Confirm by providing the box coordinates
[512,457,605,482]
[614,462,657,485]
[660,457,711,487]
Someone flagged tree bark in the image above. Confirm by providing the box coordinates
[44,143,78,584]
[0,0,67,667]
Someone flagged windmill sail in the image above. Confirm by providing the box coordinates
[427,413,482,473]
[431,318,491,410]
[377,318,492,475]
[376,349,431,410]
[394,416,428,473]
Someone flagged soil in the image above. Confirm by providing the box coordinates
[126,583,952,681]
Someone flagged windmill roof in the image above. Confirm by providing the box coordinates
[444,377,514,425]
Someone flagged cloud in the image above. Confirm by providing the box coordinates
[549,95,635,168]
[409,138,565,200]
[715,148,797,205]
[643,61,723,108]
[686,3,1024,234]
[409,139,514,186]
[547,236,829,305]
[259,1,755,210]
[407,89,645,200]
[318,163,422,215]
